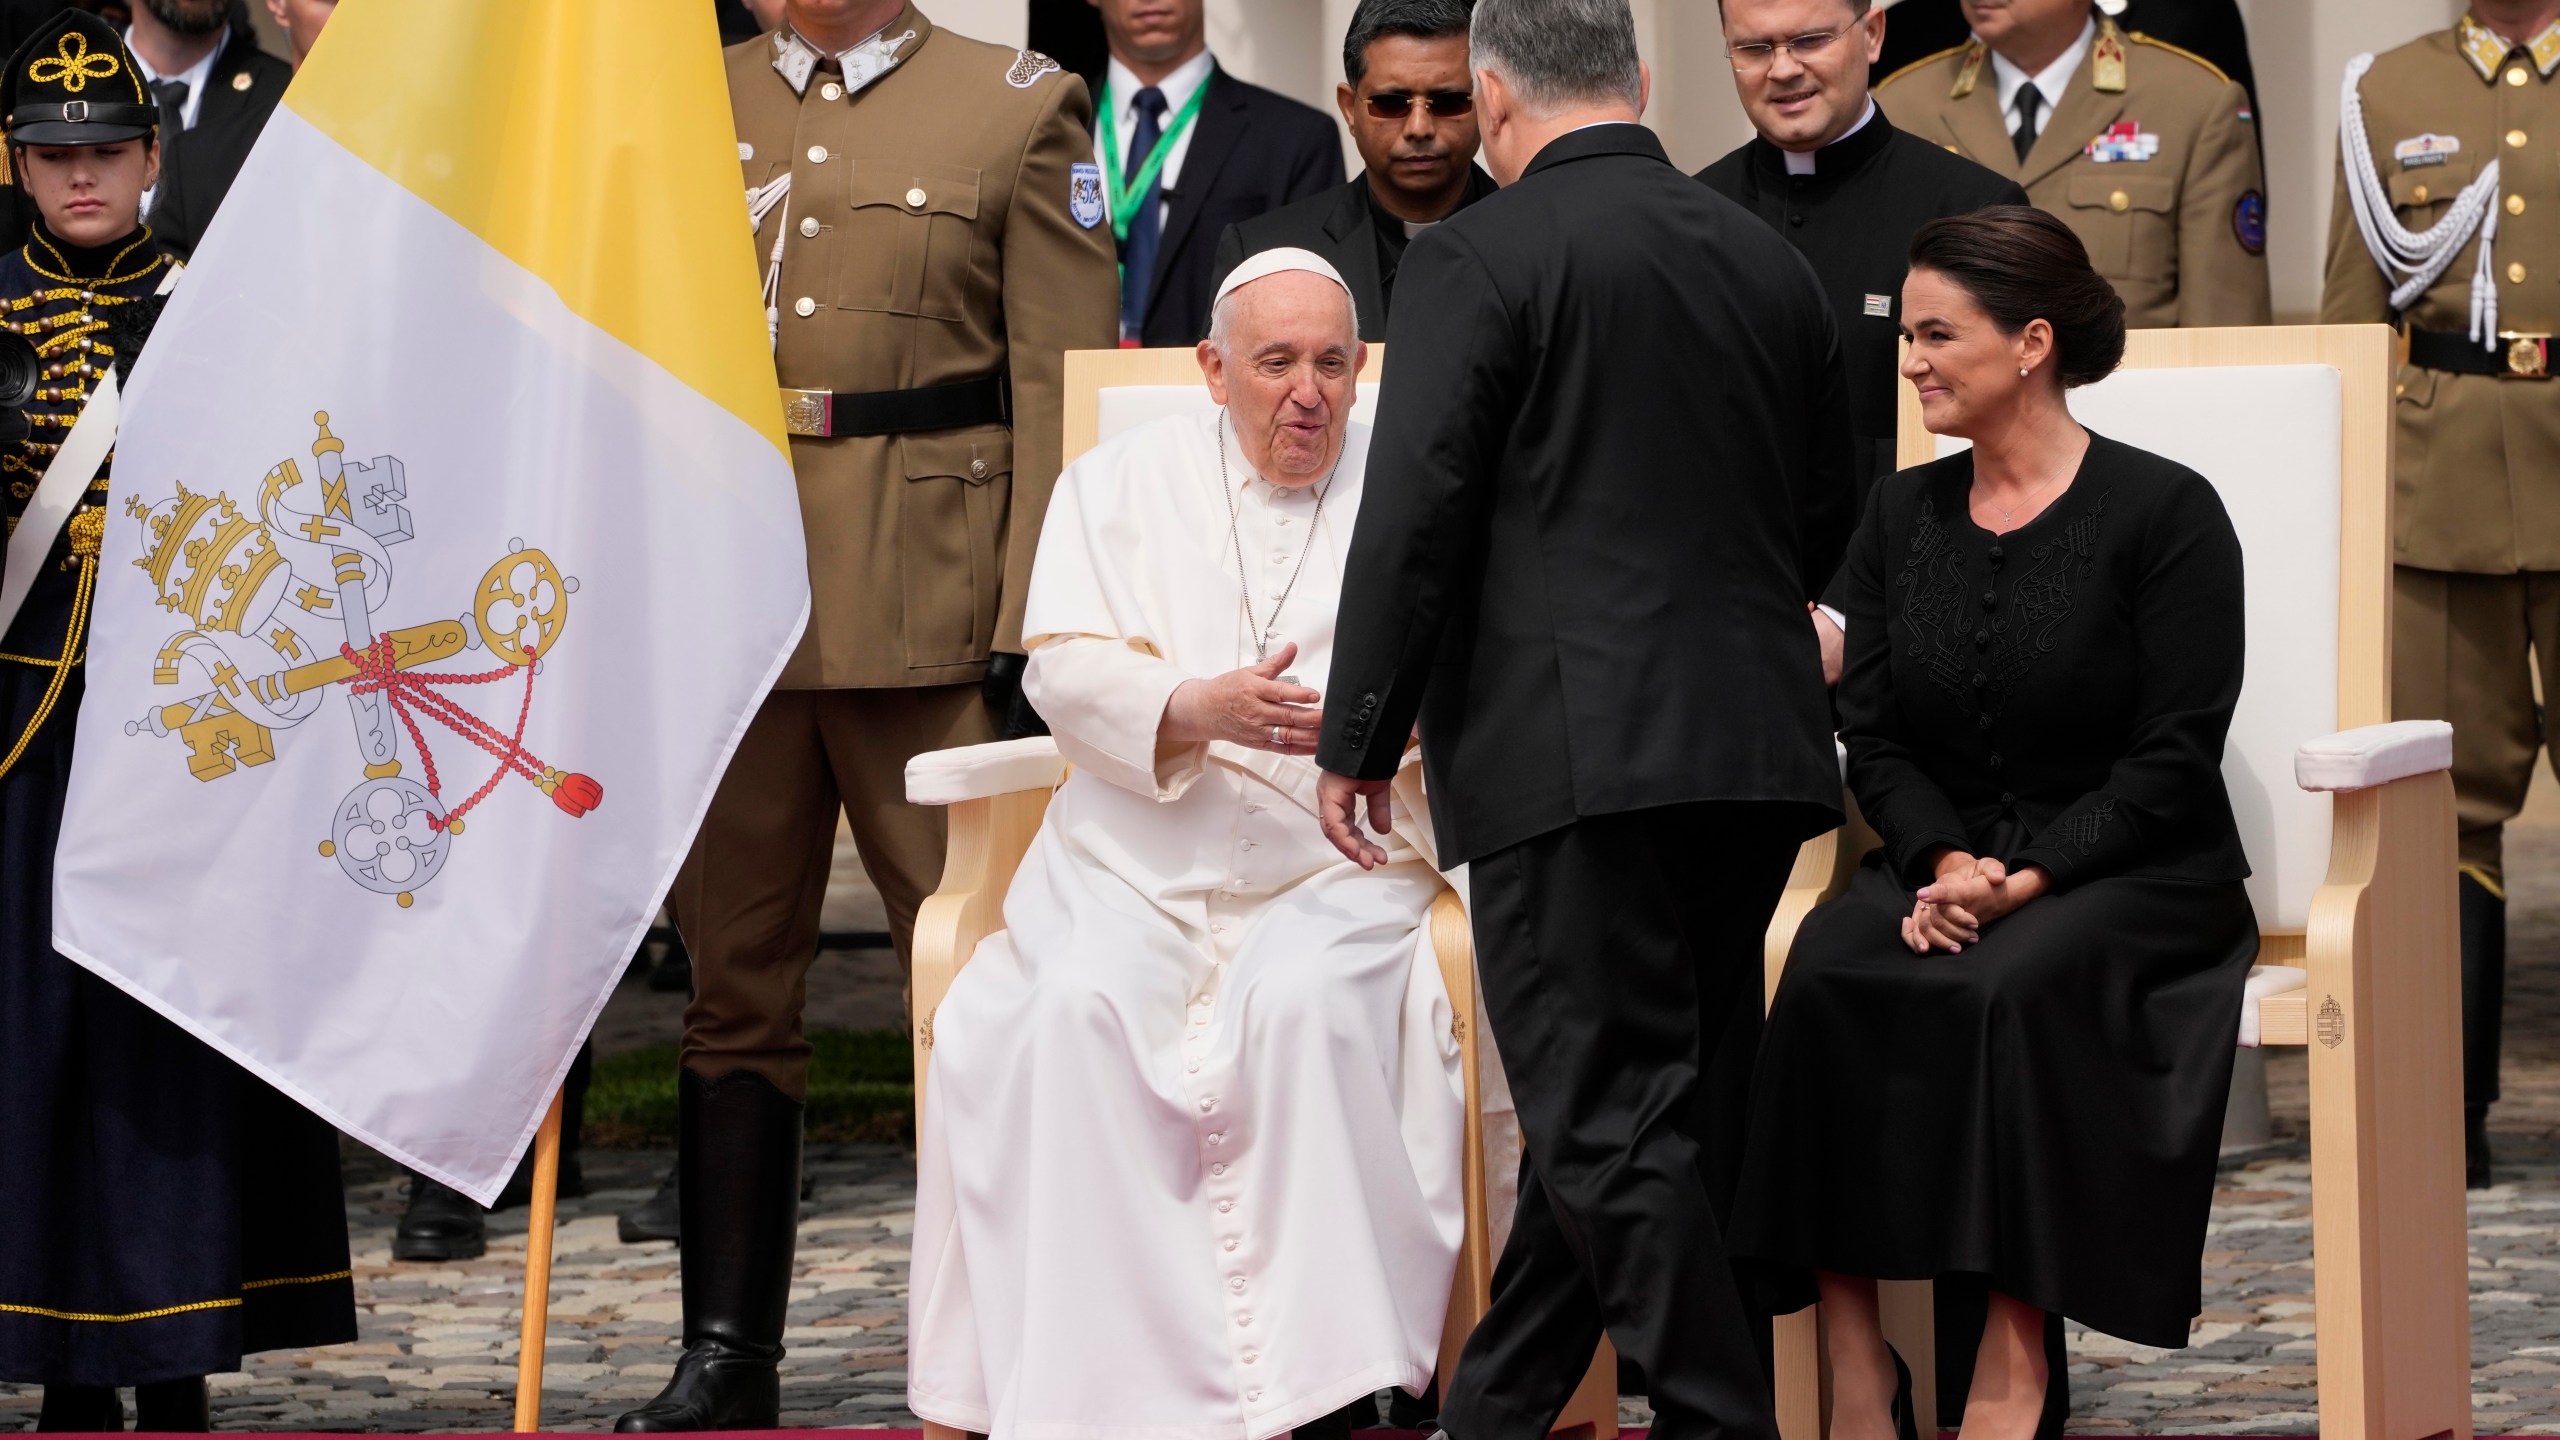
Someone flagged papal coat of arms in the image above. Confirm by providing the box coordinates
[122,411,601,906]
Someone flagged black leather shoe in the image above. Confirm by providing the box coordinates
[2460,873,2505,1192]
[620,1163,681,1244]
[134,1376,210,1432]
[393,1173,488,1261]
[613,1069,803,1432]
[37,1384,120,1432]
[1295,1393,1374,1439]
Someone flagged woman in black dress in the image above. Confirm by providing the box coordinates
[0,13,354,1431]
[1731,207,2257,1440]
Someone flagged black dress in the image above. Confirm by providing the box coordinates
[0,225,356,1388]
[1730,432,2259,1350]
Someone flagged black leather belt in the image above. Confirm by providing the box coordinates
[779,373,1010,437]
[2408,325,2552,379]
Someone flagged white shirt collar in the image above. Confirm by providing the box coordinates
[127,26,224,130]
[1989,15,2096,123]
[1782,97,1876,175]
[1106,47,1214,119]
[771,21,918,99]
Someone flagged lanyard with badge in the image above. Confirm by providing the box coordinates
[1096,77,1211,246]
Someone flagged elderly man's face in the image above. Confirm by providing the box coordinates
[1197,272,1364,488]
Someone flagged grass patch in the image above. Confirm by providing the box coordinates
[586,1028,914,1147]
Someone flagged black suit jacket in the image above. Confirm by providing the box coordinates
[1206,166,1500,341]
[147,36,292,261]
[1318,125,1858,864]
[1133,65,1341,347]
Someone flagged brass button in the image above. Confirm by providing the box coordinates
[2108,189,2130,212]
[2512,129,2532,148]
[970,458,989,479]
[906,186,928,208]
[793,296,816,317]
[2511,261,2529,284]
[806,144,829,163]
[2413,184,2431,204]
[2395,382,2407,397]
[2511,66,2532,86]
[799,215,821,237]
[2512,193,2529,216]
[820,81,843,101]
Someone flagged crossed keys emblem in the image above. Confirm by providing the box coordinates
[123,412,603,907]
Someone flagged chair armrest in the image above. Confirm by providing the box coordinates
[2294,720,2453,793]
[906,736,1067,807]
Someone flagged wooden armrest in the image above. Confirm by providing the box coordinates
[908,784,1056,1111]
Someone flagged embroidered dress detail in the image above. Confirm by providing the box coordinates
[1896,498,1974,702]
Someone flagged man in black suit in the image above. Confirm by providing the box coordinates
[126,0,291,260]
[1315,1,1856,1434]
[1088,0,1342,347]
[1208,0,1496,342]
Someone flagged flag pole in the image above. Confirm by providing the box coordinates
[512,1087,566,1433]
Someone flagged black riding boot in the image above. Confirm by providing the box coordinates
[36,1385,120,1432]
[392,1172,487,1261]
[2461,872,2505,1189]
[134,1376,211,1432]
[614,1068,803,1432]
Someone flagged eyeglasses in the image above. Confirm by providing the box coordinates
[1363,89,1475,119]
[1726,30,1847,71]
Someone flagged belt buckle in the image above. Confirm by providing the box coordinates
[780,387,832,436]
[2500,332,2551,378]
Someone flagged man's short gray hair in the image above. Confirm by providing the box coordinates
[1470,0,1643,116]
[1207,277,1362,359]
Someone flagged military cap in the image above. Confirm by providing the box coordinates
[3,9,157,146]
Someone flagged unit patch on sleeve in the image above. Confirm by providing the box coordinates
[1008,49,1062,88]
[1070,162,1105,229]
[2233,190,2266,256]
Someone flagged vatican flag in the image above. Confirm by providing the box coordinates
[51,0,807,1201]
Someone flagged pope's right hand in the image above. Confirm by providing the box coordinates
[1161,643,1322,755]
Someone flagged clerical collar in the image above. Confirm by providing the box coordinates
[1781,98,1878,175]
[772,21,917,98]
[1989,15,2095,121]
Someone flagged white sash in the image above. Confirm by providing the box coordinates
[0,365,119,643]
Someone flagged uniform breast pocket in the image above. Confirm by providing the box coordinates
[899,425,1012,668]
[2388,159,2474,226]
[838,162,984,322]
[2065,171,2177,280]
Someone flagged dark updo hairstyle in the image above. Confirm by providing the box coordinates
[1906,206,2126,388]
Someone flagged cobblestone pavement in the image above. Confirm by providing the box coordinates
[8,824,2560,1433]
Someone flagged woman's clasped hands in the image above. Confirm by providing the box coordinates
[1902,850,2050,954]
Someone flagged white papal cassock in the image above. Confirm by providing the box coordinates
[907,410,1466,1440]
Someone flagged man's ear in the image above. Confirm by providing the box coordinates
[1336,79,1359,131]
[1637,58,1652,116]
[1197,338,1228,405]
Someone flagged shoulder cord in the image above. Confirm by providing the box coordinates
[0,542,94,782]
[747,174,793,350]
[2339,52,2503,345]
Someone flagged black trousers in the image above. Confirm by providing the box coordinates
[1443,802,1804,1440]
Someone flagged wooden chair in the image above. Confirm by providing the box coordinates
[901,346,1618,1440]
[1763,325,2472,1440]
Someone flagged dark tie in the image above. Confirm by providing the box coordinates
[2010,83,2043,163]
[1119,85,1167,344]
[150,77,189,134]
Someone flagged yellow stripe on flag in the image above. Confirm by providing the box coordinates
[283,0,785,454]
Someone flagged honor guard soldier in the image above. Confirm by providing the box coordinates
[0,11,355,1428]
[1875,0,2270,328]
[612,1,1118,1432]
[2320,3,2560,1190]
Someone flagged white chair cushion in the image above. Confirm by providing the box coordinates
[2294,720,2455,793]
[906,736,1067,806]
[2238,964,2308,1048]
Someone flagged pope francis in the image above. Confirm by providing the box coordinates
[905,251,1467,1439]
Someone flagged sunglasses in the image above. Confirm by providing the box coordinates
[1363,89,1475,119]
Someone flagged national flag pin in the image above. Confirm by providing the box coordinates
[1863,294,1892,318]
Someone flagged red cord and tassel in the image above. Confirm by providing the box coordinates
[339,636,603,830]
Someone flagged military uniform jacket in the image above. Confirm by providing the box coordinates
[730,7,1120,690]
[2320,16,2560,576]
[1876,15,2270,329]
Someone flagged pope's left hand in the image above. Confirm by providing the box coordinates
[1318,769,1393,870]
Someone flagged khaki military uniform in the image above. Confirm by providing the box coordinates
[679,7,1119,1096]
[1877,13,2271,328]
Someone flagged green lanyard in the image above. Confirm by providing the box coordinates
[1097,74,1211,244]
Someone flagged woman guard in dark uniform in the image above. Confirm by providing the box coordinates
[0,12,354,1431]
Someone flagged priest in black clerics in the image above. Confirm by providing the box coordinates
[1699,0,2024,499]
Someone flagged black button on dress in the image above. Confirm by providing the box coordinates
[1731,433,2260,1350]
